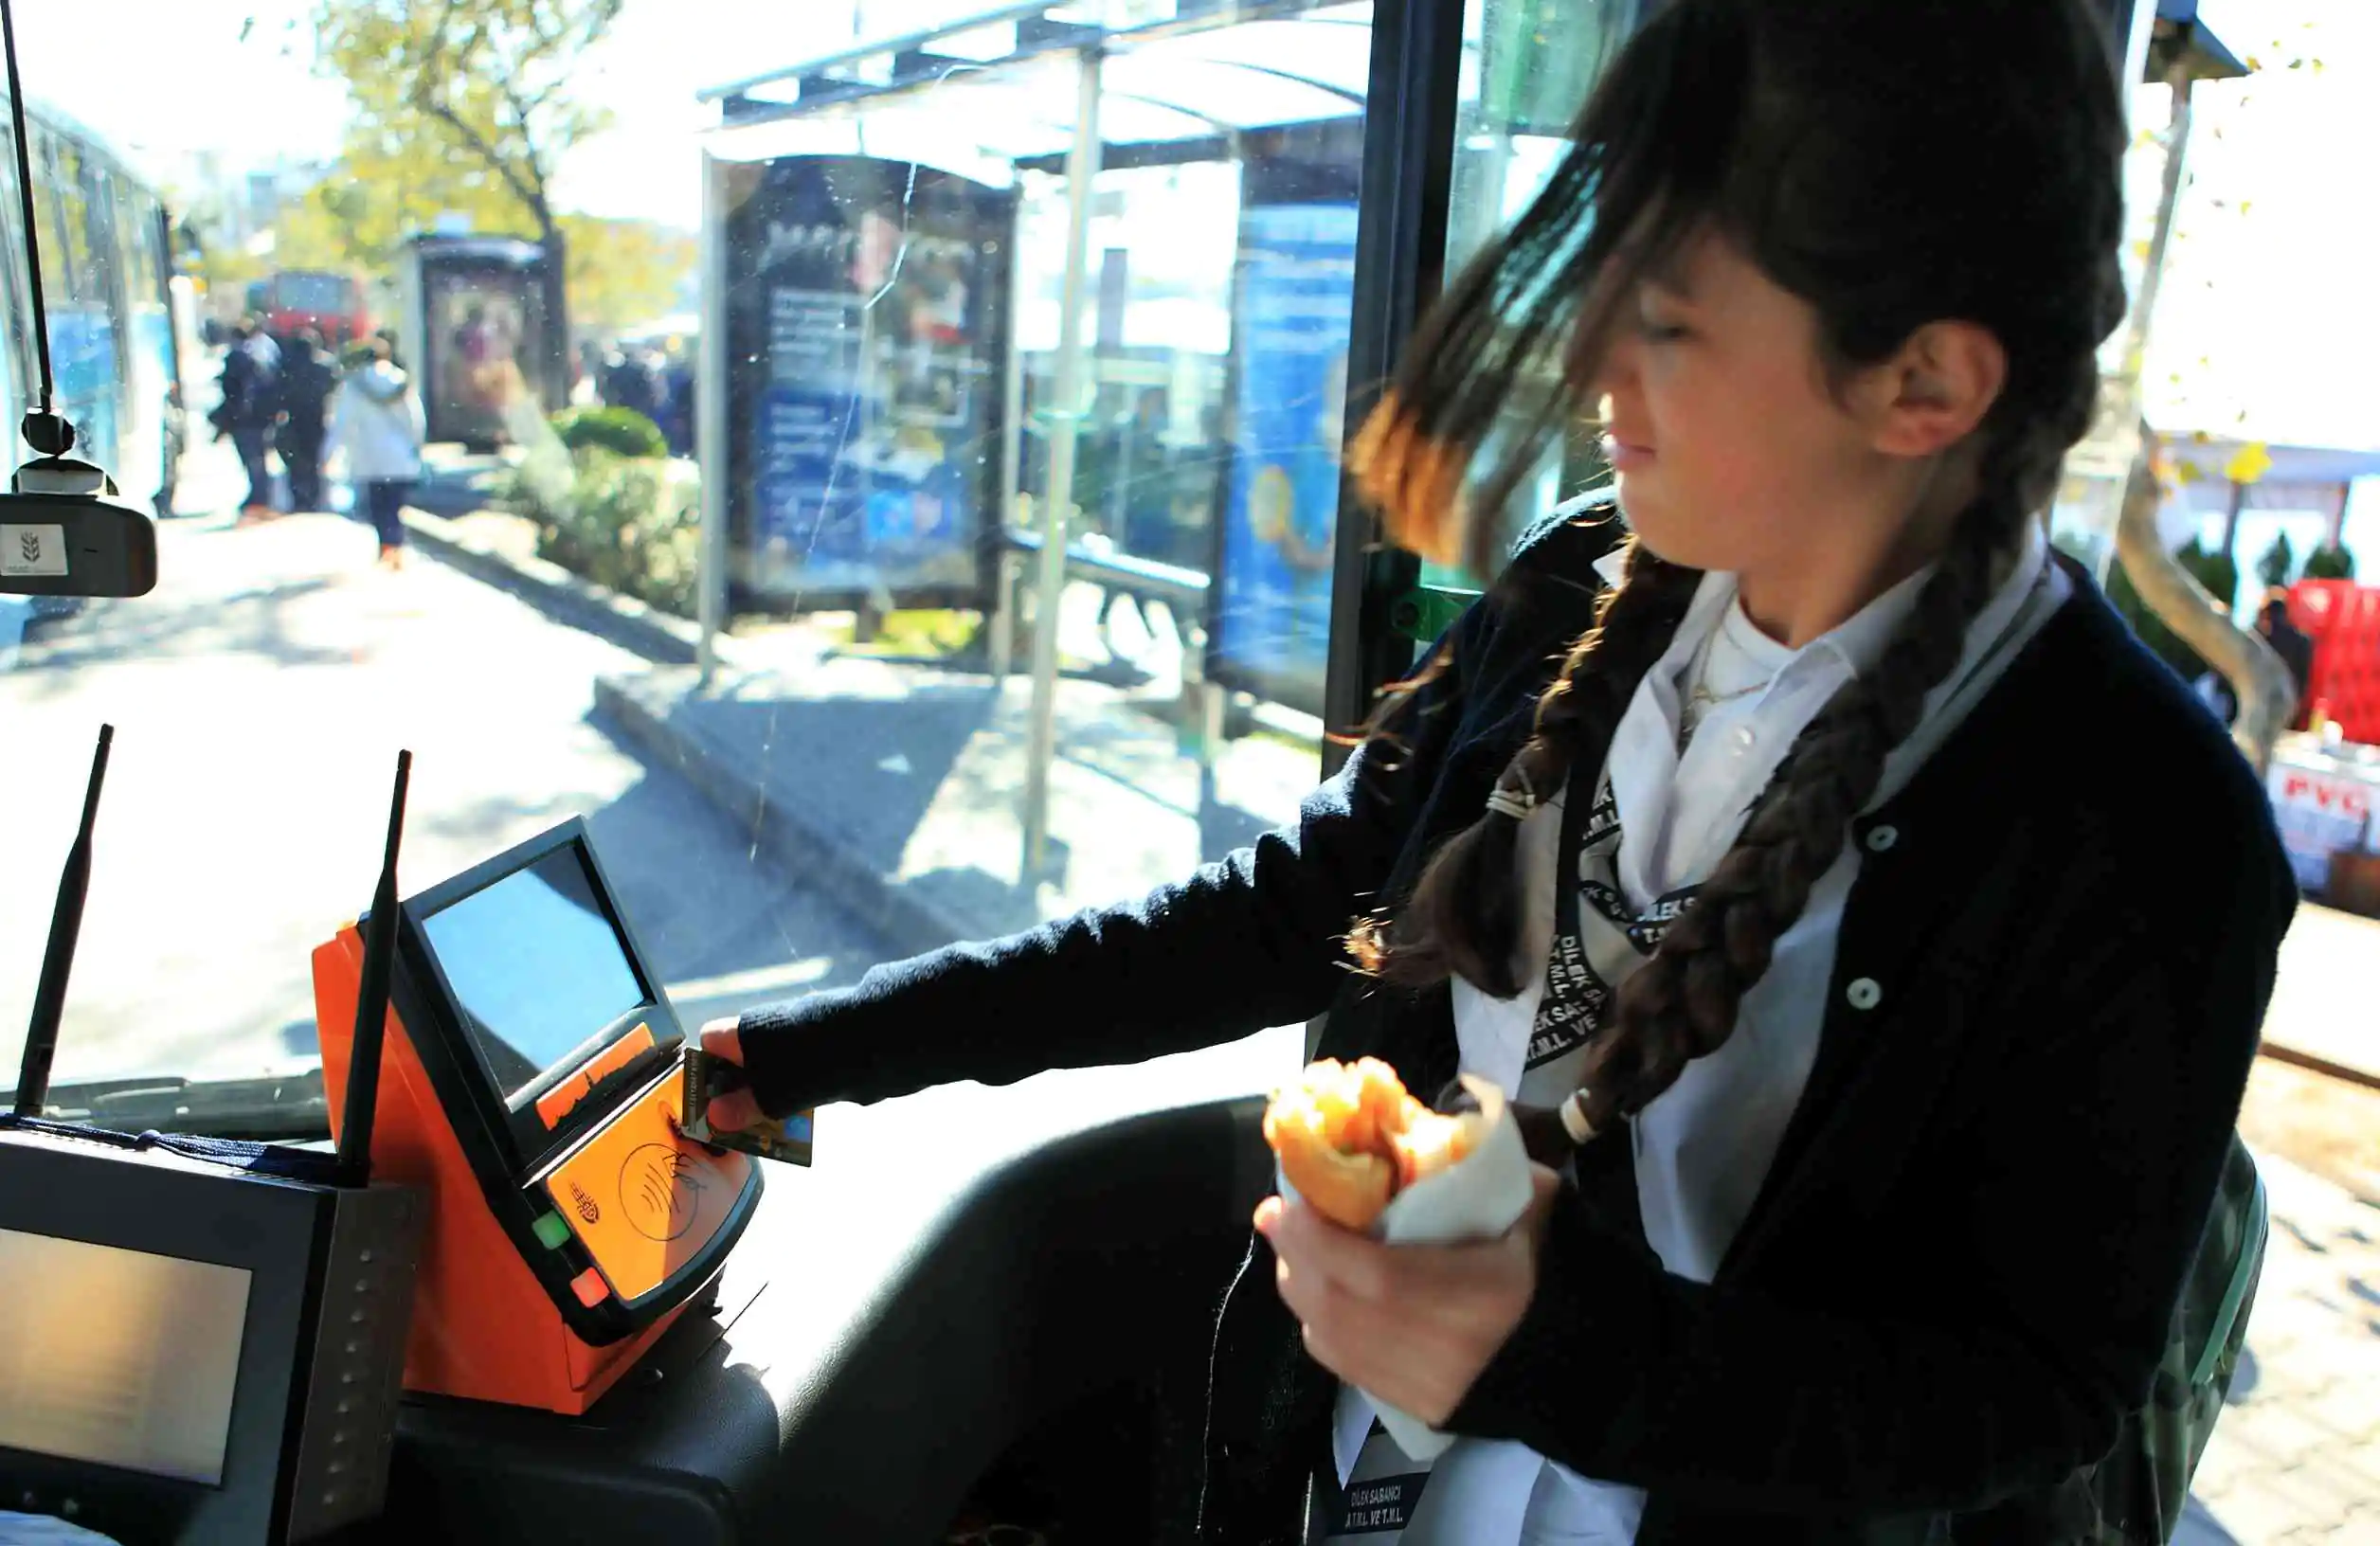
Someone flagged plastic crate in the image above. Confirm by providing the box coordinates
[2285,580,2380,746]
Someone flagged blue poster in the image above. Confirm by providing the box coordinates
[725,156,1011,605]
[1214,202,1359,714]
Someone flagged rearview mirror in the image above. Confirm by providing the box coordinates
[0,458,159,599]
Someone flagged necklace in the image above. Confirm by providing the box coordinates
[1677,633,1776,750]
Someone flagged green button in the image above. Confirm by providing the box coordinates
[532,1212,572,1249]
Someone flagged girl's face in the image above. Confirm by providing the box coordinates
[1584,231,1912,584]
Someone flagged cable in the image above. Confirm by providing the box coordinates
[0,0,70,456]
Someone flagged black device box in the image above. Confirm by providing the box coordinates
[0,1122,423,1544]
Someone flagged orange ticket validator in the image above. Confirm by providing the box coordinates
[313,819,764,1415]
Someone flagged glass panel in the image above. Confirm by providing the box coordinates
[1421,0,1635,593]
[2,2,1373,1120]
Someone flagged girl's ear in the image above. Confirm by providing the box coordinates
[1863,320,2007,459]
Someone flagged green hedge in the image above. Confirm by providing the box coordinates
[493,443,698,619]
[2304,545,2357,581]
[534,449,699,618]
[550,405,667,460]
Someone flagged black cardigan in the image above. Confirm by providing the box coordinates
[737,508,2296,1544]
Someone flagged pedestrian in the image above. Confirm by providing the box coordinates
[330,336,426,570]
[2257,589,2317,727]
[275,328,339,512]
[694,2,2295,1542]
[214,315,281,522]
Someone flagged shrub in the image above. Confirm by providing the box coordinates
[550,405,667,460]
[2256,531,2296,591]
[2303,544,2357,582]
[532,448,700,619]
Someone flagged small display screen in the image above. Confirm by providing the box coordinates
[420,843,649,1101]
[0,1228,251,1485]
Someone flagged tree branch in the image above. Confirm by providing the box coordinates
[416,95,549,231]
[2115,437,2297,770]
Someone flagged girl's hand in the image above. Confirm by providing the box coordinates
[696,1017,766,1133]
[1255,1165,1563,1428]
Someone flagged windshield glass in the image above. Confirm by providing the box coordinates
[0,0,1412,1113]
[271,271,352,314]
[0,2,2372,1183]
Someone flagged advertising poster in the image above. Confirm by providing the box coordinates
[1212,201,1359,717]
[724,155,1012,609]
[425,270,549,450]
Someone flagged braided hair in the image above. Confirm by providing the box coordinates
[1345,0,2128,1134]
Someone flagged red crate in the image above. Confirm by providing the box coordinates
[2286,580,2380,746]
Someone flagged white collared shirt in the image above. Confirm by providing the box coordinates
[1342,523,2069,1546]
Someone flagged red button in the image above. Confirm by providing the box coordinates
[569,1267,610,1307]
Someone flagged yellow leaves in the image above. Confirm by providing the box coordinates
[2224,441,2274,485]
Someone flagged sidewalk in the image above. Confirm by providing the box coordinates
[595,648,1317,960]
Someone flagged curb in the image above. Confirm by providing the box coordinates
[400,508,705,667]
[591,674,982,960]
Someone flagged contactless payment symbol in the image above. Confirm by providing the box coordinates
[622,1143,705,1242]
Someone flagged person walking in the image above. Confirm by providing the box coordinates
[330,337,426,569]
[215,316,282,522]
[2258,590,2317,728]
[275,328,339,512]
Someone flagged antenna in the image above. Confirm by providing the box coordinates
[14,725,112,1118]
[337,750,412,1187]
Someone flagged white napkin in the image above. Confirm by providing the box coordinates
[1281,1074,1538,1462]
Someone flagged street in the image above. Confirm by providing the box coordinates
[0,438,890,1091]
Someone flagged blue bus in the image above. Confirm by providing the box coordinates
[0,96,190,523]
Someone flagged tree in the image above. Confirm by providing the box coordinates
[561,215,695,333]
[2106,27,2306,771]
[2256,530,2296,593]
[314,0,624,386]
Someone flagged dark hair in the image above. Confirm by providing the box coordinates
[1345,0,2128,1134]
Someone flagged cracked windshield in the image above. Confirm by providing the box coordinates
[1,0,2379,1536]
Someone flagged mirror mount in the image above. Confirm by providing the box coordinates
[0,448,160,599]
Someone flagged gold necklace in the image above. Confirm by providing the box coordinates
[1678,638,1776,749]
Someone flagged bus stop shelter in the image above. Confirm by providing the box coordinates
[694,0,2161,876]
[695,0,1404,872]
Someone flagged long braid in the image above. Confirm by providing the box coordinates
[1358,536,1701,996]
[1572,458,2033,1133]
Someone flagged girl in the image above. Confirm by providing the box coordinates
[703,0,2295,1540]
[330,337,427,569]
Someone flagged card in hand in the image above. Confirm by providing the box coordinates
[678,1047,814,1166]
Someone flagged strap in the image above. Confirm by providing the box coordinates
[2190,1144,2267,1389]
[1507,759,1608,1153]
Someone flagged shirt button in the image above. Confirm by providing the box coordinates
[1864,825,1900,854]
[1846,978,1883,1011]
[1730,725,1757,754]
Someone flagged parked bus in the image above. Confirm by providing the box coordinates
[0,97,190,524]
